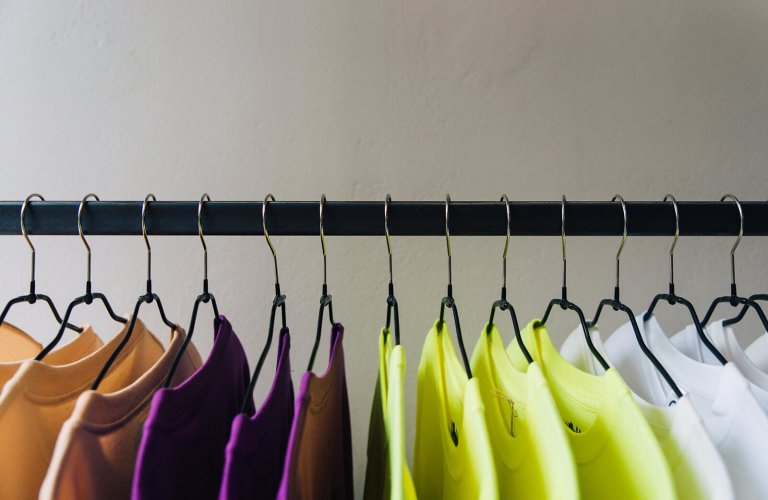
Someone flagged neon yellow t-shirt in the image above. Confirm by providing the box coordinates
[413,320,498,500]
[507,321,676,500]
[471,323,579,499]
[363,329,417,500]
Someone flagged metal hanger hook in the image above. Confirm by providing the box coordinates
[663,194,679,288]
[385,194,393,285]
[198,193,211,283]
[320,194,327,287]
[612,194,628,290]
[142,194,157,283]
[500,194,510,289]
[445,194,452,287]
[264,194,279,285]
[721,194,743,291]
[78,193,100,285]
[21,193,45,284]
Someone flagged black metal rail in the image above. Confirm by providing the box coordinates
[0,200,766,236]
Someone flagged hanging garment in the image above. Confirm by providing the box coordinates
[218,328,294,500]
[470,323,579,500]
[0,322,42,362]
[560,326,733,500]
[363,328,417,500]
[277,324,353,500]
[605,315,768,500]
[131,316,254,500]
[39,327,201,500]
[0,319,160,500]
[507,321,676,500]
[413,320,499,500]
[747,334,768,372]
[0,325,102,393]
[672,320,768,410]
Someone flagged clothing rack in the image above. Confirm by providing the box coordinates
[1,200,767,236]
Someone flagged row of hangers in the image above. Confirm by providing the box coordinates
[2,193,767,429]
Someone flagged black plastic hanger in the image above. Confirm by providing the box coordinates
[163,194,220,387]
[242,194,287,412]
[91,194,178,390]
[307,194,335,372]
[643,195,725,364]
[535,195,609,370]
[0,194,82,336]
[587,195,682,398]
[485,194,532,364]
[37,194,126,360]
[383,195,401,346]
[700,195,768,332]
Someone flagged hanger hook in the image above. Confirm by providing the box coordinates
[198,193,211,284]
[21,193,44,285]
[264,194,279,285]
[320,194,327,288]
[142,194,157,285]
[721,194,743,293]
[445,194,452,287]
[500,194,510,290]
[78,193,100,286]
[385,194,393,285]
[612,194,628,292]
[561,195,567,296]
[663,194,679,290]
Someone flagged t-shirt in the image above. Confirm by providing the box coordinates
[561,324,733,500]
[277,323,354,500]
[0,325,102,393]
[131,316,254,500]
[672,319,768,410]
[413,320,499,500]
[0,319,161,500]
[606,315,768,500]
[507,320,675,500]
[218,327,294,500]
[0,321,41,362]
[747,334,768,372]
[471,323,578,499]
[363,328,417,500]
[39,326,202,500]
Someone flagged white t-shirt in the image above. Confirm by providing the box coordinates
[747,334,768,373]
[561,325,732,500]
[671,320,768,411]
[606,314,768,500]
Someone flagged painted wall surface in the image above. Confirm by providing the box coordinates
[1,0,768,496]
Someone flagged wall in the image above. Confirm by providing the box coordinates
[2,0,768,496]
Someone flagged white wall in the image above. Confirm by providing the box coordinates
[2,0,768,496]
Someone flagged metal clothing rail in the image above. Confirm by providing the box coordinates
[0,200,767,237]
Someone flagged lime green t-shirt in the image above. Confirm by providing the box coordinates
[471,323,580,499]
[507,321,676,500]
[363,328,417,500]
[413,320,499,500]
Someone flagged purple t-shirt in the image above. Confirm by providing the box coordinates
[218,328,294,500]
[277,323,353,500]
[131,316,255,500]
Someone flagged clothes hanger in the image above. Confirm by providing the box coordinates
[534,195,609,370]
[643,195,726,364]
[306,194,335,373]
[242,194,287,412]
[485,194,532,364]
[0,194,82,335]
[91,194,178,390]
[36,194,127,360]
[163,193,220,387]
[700,194,768,331]
[383,194,401,346]
[587,195,682,398]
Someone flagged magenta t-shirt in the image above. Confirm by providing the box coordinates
[277,323,353,500]
[218,328,294,500]
[131,316,254,500]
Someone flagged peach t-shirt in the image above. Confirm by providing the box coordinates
[0,322,41,362]
[0,318,163,500]
[40,326,201,500]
